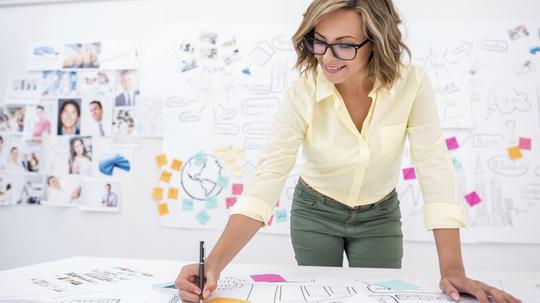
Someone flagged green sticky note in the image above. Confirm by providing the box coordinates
[375,280,420,291]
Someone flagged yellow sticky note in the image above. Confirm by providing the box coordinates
[207,297,249,303]
[168,187,179,200]
[152,187,163,201]
[160,170,172,183]
[171,159,183,172]
[155,154,168,167]
[507,146,522,160]
[157,203,169,216]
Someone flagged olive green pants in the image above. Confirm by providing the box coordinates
[290,179,403,268]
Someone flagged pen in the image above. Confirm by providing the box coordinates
[199,241,205,303]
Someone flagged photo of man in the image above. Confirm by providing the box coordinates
[42,175,81,206]
[101,183,118,207]
[79,178,120,212]
[115,70,139,107]
[82,100,110,137]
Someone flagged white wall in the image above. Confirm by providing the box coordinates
[1,0,540,272]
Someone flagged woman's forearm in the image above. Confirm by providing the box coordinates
[433,228,466,277]
[206,214,264,272]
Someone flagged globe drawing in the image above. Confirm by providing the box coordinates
[180,153,225,201]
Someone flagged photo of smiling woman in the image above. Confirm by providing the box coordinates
[57,99,81,135]
[68,136,92,176]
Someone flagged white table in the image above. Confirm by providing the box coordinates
[0,257,538,302]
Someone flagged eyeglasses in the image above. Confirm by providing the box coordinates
[303,36,370,61]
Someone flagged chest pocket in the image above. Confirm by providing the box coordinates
[378,122,407,155]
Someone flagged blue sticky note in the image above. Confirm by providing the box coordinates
[217,175,230,188]
[206,196,218,209]
[196,210,211,225]
[275,209,288,223]
[182,198,194,211]
[452,157,462,170]
[194,152,207,166]
[375,280,419,291]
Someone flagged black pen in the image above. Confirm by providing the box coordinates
[199,241,205,303]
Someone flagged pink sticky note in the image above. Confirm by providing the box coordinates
[464,191,481,207]
[519,137,531,150]
[445,137,460,150]
[225,197,237,208]
[250,274,286,282]
[402,167,416,180]
[232,183,244,195]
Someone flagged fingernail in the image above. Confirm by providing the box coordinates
[203,290,210,298]
[451,293,460,301]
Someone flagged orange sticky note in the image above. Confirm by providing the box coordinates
[152,187,163,201]
[168,187,179,200]
[157,203,169,216]
[171,159,183,172]
[207,297,249,303]
[507,146,522,160]
[160,170,172,183]
[155,154,168,167]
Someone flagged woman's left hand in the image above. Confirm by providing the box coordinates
[440,273,521,303]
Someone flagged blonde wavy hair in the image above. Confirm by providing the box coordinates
[292,0,410,91]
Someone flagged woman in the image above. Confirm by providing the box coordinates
[68,137,91,175]
[58,99,81,135]
[176,1,520,302]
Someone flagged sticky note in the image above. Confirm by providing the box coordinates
[208,297,249,303]
[155,154,167,167]
[157,203,169,216]
[445,137,459,150]
[171,159,183,171]
[452,157,462,170]
[168,187,179,200]
[375,280,419,291]
[217,175,230,188]
[275,209,288,223]
[196,210,210,225]
[232,183,244,195]
[507,146,523,160]
[206,196,218,209]
[225,197,237,208]
[152,187,163,201]
[519,137,531,150]
[160,170,172,183]
[250,274,286,282]
[183,198,194,211]
[464,191,482,207]
[267,215,274,226]
[195,152,207,166]
[402,167,416,180]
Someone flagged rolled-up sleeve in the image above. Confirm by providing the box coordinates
[229,83,308,225]
[406,69,467,230]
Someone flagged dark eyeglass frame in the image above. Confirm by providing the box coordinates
[303,36,371,61]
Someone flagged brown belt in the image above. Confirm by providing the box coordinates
[298,177,395,210]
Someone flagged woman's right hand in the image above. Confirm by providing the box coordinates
[175,263,220,302]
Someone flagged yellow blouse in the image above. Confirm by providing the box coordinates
[230,63,467,230]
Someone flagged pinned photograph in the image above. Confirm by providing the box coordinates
[27,42,63,71]
[42,70,77,97]
[1,136,41,174]
[57,99,81,135]
[4,75,42,105]
[100,40,140,70]
[0,106,25,134]
[22,101,55,141]
[62,42,101,69]
[0,133,11,172]
[81,98,112,137]
[41,135,70,175]
[41,175,81,206]
[115,70,140,107]
[67,136,92,176]
[80,178,121,212]
[2,173,42,205]
[112,107,140,145]
[77,70,116,97]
